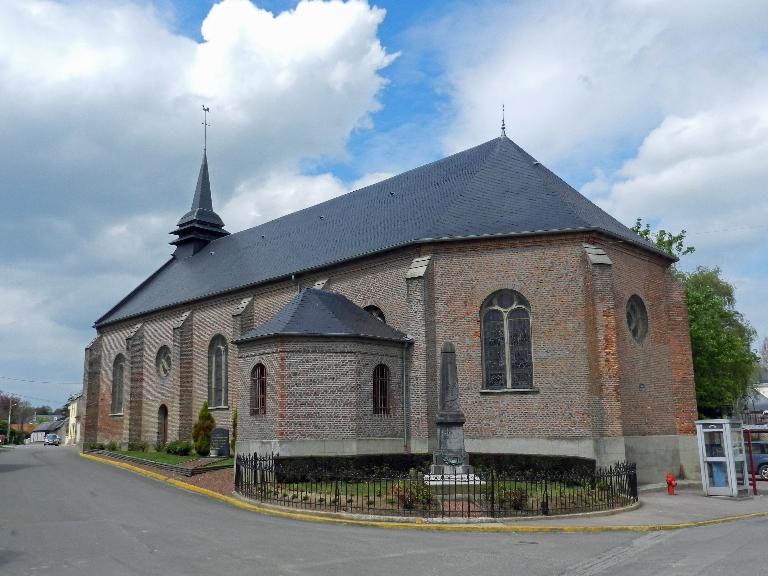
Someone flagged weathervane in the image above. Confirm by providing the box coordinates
[501,104,506,137]
[202,105,211,152]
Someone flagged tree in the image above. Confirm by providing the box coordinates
[683,267,759,417]
[631,217,695,259]
[192,401,216,456]
[632,219,758,417]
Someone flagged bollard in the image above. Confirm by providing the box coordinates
[666,473,677,496]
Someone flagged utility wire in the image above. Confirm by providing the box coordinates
[0,375,81,386]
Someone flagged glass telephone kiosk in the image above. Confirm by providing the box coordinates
[695,419,750,498]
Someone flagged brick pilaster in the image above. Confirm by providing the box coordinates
[173,311,194,440]
[127,323,145,443]
[83,336,103,444]
[666,274,698,434]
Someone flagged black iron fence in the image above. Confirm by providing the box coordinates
[235,454,638,518]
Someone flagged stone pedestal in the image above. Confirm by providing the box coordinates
[428,342,476,481]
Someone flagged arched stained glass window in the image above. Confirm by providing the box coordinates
[111,355,126,414]
[373,364,390,415]
[481,290,534,390]
[364,305,386,323]
[250,363,267,415]
[208,335,228,407]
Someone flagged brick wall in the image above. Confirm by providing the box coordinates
[429,236,596,440]
[83,232,697,454]
[603,242,696,436]
[236,338,405,442]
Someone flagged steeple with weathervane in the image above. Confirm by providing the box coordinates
[170,105,229,258]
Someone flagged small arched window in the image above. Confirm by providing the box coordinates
[250,363,267,415]
[208,335,228,407]
[364,305,386,323]
[373,364,390,415]
[481,290,533,390]
[111,355,126,414]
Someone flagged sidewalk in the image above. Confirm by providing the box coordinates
[81,452,768,532]
[500,484,768,528]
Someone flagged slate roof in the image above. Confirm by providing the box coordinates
[236,289,408,343]
[96,135,669,326]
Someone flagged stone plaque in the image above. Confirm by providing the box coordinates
[210,427,230,457]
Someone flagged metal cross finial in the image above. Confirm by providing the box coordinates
[202,105,211,152]
[501,104,506,137]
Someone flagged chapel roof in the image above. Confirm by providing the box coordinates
[235,289,409,343]
[96,134,670,326]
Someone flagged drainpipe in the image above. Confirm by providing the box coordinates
[401,338,412,452]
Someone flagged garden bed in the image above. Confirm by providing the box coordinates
[83,449,232,476]
[235,454,637,519]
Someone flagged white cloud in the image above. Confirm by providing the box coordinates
[220,169,395,232]
[0,0,394,403]
[427,0,768,343]
[221,171,348,231]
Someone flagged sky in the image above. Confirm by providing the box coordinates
[1,0,766,408]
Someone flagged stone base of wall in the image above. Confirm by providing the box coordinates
[624,434,701,483]
[237,434,701,483]
[466,437,609,463]
[237,438,408,457]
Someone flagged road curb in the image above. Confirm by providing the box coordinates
[79,452,768,533]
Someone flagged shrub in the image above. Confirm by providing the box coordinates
[106,440,118,452]
[496,487,528,511]
[165,440,193,456]
[154,440,165,453]
[192,401,216,456]
[128,441,148,452]
[84,442,105,451]
[392,480,433,510]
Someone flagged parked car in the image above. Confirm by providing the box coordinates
[746,440,768,480]
[44,434,60,446]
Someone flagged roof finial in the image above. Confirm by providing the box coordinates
[202,105,210,152]
[501,104,506,137]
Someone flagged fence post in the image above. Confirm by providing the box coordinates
[541,475,549,516]
[490,469,495,517]
[629,465,638,501]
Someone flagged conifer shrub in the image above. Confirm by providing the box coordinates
[192,401,216,456]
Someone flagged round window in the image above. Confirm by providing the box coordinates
[156,346,172,378]
[626,295,648,343]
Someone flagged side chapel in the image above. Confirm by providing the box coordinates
[82,130,700,483]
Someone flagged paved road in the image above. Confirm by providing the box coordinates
[0,445,765,576]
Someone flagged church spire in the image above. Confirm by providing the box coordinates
[170,149,229,258]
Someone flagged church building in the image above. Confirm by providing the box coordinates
[82,131,700,483]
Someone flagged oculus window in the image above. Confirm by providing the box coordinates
[155,346,172,379]
[626,295,648,343]
[481,289,533,390]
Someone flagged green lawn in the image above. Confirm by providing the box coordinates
[111,450,197,465]
[204,456,234,468]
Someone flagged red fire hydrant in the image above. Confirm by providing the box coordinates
[666,473,677,496]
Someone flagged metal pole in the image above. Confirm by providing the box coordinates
[746,429,757,496]
[6,401,11,444]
